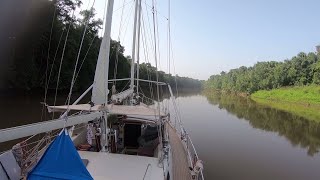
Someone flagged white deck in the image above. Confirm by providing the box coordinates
[78,151,164,180]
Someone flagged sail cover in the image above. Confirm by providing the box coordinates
[91,0,114,105]
[28,130,93,180]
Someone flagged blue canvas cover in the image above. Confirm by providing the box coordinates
[28,130,93,180]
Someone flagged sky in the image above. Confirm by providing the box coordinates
[87,0,320,80]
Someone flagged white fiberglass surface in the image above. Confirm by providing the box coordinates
[78,151,164,180]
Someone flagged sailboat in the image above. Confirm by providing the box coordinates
[0,0,204,179]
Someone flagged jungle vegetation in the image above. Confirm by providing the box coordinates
[205,52,320,94]
[5,0,201,93]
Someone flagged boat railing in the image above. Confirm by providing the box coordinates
[184,131,204,180]
[8,113,87,177]
[11,131,58,176]
[139,93,155,105]
[168,121,204,180]
[13,122,87,177]
[167,84,204,179]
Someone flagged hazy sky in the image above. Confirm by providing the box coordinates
[89,0,320,80]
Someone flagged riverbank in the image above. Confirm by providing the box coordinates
[203,88,248,97]
[251,86,320,122]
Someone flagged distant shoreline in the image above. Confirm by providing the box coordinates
[203,85,320,122]
[251,85,320,122]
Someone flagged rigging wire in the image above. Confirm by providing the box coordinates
[114,0,134,13]
[45,28,65,98]
[65,0,105,105]
[66,0,97,116]
[44,29,65,124]
[113,0,127,86]
[167,0,171,75]
[136,0,142,95]
[141,1,165,104]
[144,0,169,21]
[165,0,171,116]
[143,1,155,59]
[154,0,162,72]
[106,0,135,88]
[99,0,108,38]
[73,36,96,87]
[36,1,59,145]
[41,3,57,122]
[119,1,135,42]
[59,0,109,110]
[84,0,134,96]
[64,1,109,112]
[151,0,163,164]
[141,11,154,100]
[142,1,160,100]
[109,0,135,49]
[49,0,90,118]
[52,10,75,120]
[152,0,164,166]
[169,33,183,128]
[170,34,180,98]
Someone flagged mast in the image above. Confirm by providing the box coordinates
[130,0,141,97]
[136,0,142,95]
[130,0,139,90]
[152,0,161,115]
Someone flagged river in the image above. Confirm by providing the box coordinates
[1,92,320,180]
[178,92,320,180]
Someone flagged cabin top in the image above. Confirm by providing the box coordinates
[78,151,164,180]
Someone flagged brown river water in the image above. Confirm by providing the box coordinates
[1,92,320,180]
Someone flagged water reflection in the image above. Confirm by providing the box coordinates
[205,92,320,156]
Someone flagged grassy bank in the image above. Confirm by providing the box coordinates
[251,86,320,122]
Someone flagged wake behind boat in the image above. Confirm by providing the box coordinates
[0,0,204,179]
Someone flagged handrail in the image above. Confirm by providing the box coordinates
[187,134,200,160]
[185,132,204,180]
[139,93,155,105]
[170,122,204,180]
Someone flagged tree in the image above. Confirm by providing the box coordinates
[205,51,320,94]
[6,0,202,93]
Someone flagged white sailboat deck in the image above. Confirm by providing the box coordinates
[78,151,164,180]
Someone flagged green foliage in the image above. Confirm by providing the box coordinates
[205,52,320,94]
[251,86,320,122]
[251,86,320,105]
[134,63,201,92]
[8,0,201,92]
